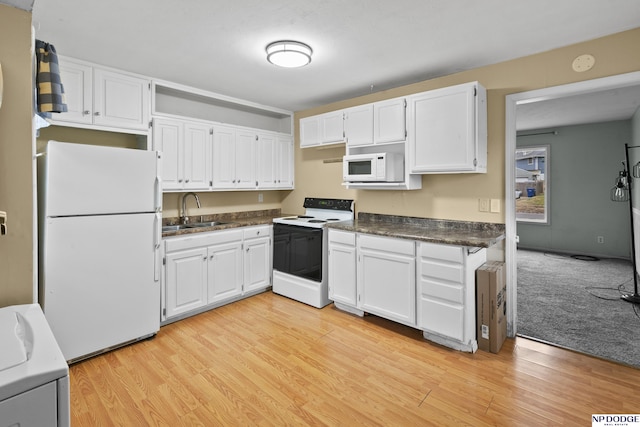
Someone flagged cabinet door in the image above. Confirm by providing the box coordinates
[321,111,345,143]
[212,125,236,188]
[51,59,93,124]
[184,122,211,190]
[409,83,478,173]
[93,68,150,131]
[374,98,406,144]
[234,130,257,188]
[345,104,374,147]
[244,236,271,293]
[358,235,416,326]
[256,133,276,188]
[165,247,207,318]
[275,135,293,188]
[207,241,243,304]
[328,231,357,306]
[153,118,183,191]
[300,116,320,148]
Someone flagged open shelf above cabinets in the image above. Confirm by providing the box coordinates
[152,81,293,135]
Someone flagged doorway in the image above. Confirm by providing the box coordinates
[504,71,640,339]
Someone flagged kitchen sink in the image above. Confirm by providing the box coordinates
[162,221,229,232]
[185,221,228,228]
[162,224,190,232]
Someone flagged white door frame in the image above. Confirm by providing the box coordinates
[504,71,640,337]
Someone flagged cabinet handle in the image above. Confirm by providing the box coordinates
[256,231,260,235]
[83,110,90,116]
[203,256,207,261]
[210,255,214,260]
[185,179,190,183]
[178,179,183,183]
[94,111,101,116]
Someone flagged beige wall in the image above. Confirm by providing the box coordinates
[3,14,640,306]
[0,5,35,306]
[285,28,640,221]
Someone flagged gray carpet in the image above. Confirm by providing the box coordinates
[517,249,640,368]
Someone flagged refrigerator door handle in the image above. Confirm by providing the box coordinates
[154,176,162,213]
[154,213,161,282]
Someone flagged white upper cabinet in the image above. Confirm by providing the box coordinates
[152,118,211,191]
[51,59,92,125]
[183,122,212,189]
[300,110,345,148]
[256,133,276,188]
[51,56,150,133]
[275,135,294,188]
[212,125,256,189]
[344,104,374,147]
[408,82,487,174]
[373,97,406,144]
[93,68,150,131]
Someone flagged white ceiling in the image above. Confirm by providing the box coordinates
[517,85,640,131]
[11,1,640,128]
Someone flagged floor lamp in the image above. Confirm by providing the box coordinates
[611,143,640,304]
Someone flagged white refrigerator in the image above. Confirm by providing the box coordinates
[38,141,163,363]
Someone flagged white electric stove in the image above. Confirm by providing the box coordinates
[272,198,354,307]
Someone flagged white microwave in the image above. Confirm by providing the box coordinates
[343,152,404,182]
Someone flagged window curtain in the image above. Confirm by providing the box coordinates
[35,39,67,117]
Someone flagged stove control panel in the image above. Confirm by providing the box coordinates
[303,198,354,212]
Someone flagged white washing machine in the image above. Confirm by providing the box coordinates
[0,304,70,427]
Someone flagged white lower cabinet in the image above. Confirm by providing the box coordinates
[243,226,272,293]
[358,234,416,327]
[328,229,358,307]
[328,229,487,352]
[207,239,243,304]
[417,242,486,352]
[162,225,272,323]
[165,247,208,318]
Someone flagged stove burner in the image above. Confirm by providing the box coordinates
[281,217,298,220]
[326,218,341,221]
[308,219,326,223]
[298,215,314,219]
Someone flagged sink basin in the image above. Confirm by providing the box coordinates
[162,222,229,233]
[162,224,190,232]
[186,221,228,228]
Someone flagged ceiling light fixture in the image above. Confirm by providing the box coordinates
[266,40,312,68]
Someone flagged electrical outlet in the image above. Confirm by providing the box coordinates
[258,193,264,203]
[479,198,490,212]
[597,236,604,244]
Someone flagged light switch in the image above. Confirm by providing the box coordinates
[0,211,6,235]
[490,199,501,213]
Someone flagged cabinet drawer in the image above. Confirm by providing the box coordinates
[419,277,464,304]
[165,229,243,252]
[419,258,464,283]
[419,241,463,263]
[328,229,355,246]
[358,234,414,256]
[243,225,271,240]
[418,297,464,341]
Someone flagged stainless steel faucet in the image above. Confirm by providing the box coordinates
[181,192,201,224]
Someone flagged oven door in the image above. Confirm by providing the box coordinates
[273,223,323,282]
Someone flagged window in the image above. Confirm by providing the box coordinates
[515,146,549,223]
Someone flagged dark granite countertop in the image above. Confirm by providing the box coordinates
[326,213,505,248]
[162,209,289,238]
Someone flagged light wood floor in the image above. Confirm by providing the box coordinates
[70,292,640,426]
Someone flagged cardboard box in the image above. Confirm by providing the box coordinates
[476,261,507,353]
